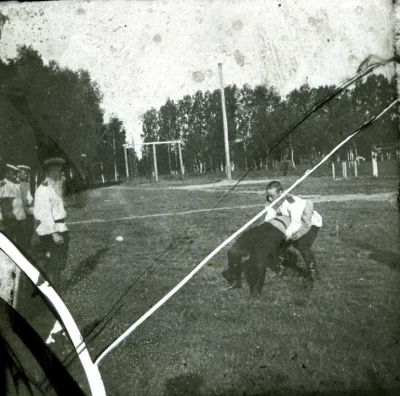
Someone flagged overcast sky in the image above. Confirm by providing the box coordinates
[0,0,394,152]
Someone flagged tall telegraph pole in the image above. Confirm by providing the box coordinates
[218,63,232,180]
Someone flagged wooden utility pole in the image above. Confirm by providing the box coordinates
[372,147,378,177]
[112,131,119,181]
[218,63,232,180]
[123,147,129,179]
[342,161,347,179]
[153,143,158,182]
[178,141,184,177]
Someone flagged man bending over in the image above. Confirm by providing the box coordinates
[265,181,322,281]
[223,181,322,297]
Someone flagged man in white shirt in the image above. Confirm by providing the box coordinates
[33,157,69,289]
[264,180,323,281]
[17,165,34,253]
[223,181,323,297]
[0,164,27,250]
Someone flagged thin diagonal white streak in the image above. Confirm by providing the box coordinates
[94,99,398,367]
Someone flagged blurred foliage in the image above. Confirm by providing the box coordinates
[0,45,126,185]
[140,74,398,175]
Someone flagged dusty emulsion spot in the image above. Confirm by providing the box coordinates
[355,6,363,15]
[192,71,205,83]
[348,54,357,63]
[76,8,86,15]
[220,44,229,54]
[234,49,245,67]
[153,34,162,43]
[308,16,324,27]
[205,69,213,78]
[232,20,243,30]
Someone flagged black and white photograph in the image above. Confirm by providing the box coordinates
[0,0,399,395]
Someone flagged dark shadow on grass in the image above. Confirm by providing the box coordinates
[345,240,400,272]
[65,248,110,290]
[163,373,205,396]
[206,365,400,396]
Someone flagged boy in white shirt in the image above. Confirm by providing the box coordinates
[33,158,69,289]
[223,181,323,297]
[265,180,323,280]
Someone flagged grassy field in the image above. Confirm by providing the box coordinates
[13,176,400,395]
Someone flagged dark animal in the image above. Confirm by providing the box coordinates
[224,222,285,299]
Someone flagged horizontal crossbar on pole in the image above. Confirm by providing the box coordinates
[123,141,183,148]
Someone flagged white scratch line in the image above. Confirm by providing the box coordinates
[68,193,396,225]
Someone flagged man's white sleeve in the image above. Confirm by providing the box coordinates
[285,200,305,238]
[264,207,277,222]
[34,189,56,234]
[27,189,33,206]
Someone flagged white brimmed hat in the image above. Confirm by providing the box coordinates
[17,165,31,171]
[43,157,66,170]
[6,164,19,172]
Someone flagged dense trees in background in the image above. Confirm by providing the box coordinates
[140,74,398,175]
[1,45,396,183]
[0,46,126,183]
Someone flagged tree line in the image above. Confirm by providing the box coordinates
[140,74,398,175]
[0,46,127,187]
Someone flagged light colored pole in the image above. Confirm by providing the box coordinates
[342,161,347,178]
[100,161,105,184]
[178,141,184,177]
[372,148,378,177]
[218,63,232,180]
[113,131,119,181]
[153,143,158,182]
[123,147,129,179]
[332,163,335,179]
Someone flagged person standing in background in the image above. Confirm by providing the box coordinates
[33,158,70,289]
[0,164,27,251]
[17,165,34,253]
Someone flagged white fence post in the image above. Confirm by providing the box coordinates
[372,150,378,177]
[342,161,347,178]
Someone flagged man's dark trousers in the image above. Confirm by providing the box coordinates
[291,226,319,264]
[39,232,70,289]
